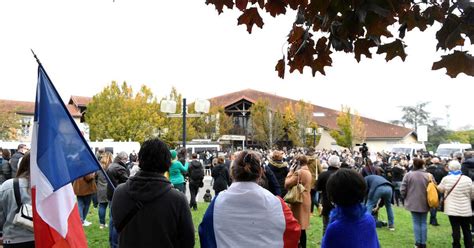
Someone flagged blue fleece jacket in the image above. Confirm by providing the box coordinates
[322,204,380,248]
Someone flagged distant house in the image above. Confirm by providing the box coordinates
[209,89,417,151]
[0,96,88,142]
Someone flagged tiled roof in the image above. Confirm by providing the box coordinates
[209,89,413,139]
[69,96,92,107]
[0,99,82,118]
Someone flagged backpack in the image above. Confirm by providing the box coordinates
[426,175,439,208]
[190,161,204,181]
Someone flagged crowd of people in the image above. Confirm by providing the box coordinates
[1,141,474,247]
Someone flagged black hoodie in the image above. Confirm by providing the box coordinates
[112,171,194,248]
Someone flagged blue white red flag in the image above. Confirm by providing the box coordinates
[198,182,301,248]
[31,65,100,247]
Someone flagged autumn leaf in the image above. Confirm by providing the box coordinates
[376,39,407,62]
[265,0,287,17]
[422,5,446,25]
[249,0,265,8]
[400,5,429,31]
[432,51,474,78]
[236,0,248,11]
[275,57,286,79]
[312,37,332,76]
[365,14,395,38]
[436,14,465,50]
[287,25,306,43]
[206,0,234,14]
[354,38,376,62]
[237,7,264,33]
[285,0,305,10]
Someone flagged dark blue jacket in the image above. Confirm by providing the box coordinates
[263,165,281,196]
[365,175,393,200]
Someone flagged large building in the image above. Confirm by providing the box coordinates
[209,89,417,151]
[1,89,417,151]
[0,96,90,142]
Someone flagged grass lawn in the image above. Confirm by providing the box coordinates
[84,204,454,247]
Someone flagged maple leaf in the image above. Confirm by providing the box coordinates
[237,8,264,33]
[265,0,287,17]
[432,51,474,78]
[287,25,306,43]
[422,6,446,25]
[312,37,333,76]
[354,38,376,62]
[365,14,395,38]
[436,14,465,50]
[376,39,407,62]
[249,0,265,8]
[236,0,248,11]
[400,5,429,31]
[206,0,234,14]
[289,37,317,74]
[285,0,306,10]
[275,57,286,79]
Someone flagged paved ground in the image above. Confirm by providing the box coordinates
[185,175,213,203]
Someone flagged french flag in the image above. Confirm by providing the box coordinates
[198,182,301,248]
[31,65,101,247]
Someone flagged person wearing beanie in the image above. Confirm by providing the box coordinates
[111,138,194,248]
[437,160,473,248]
[315,155,340,235]
[168,149,189,193]
[268,150,290,197]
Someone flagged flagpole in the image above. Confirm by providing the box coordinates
[30,49,116,191]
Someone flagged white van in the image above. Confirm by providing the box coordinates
[436,143,472,160]
[390,143,427,158]
[88,141,141,157]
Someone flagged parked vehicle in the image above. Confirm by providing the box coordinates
[436,143,472,160]
[390,143,427,159]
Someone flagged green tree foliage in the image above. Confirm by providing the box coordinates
[426,118,450,151]
[400,102,430,130]
[191,106,234,139]
[0,106,20,141]
[282,101,316,147]
[249,99,285,149]
[330,106,366,149]
[85,81,164,143]
[447,130,474,144]
[206,0,474,78]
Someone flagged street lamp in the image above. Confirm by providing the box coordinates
[306,127,324,148]
[160,98,210,148]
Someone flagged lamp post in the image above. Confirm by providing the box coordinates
[160,98,210,148]
[306,127,324,148]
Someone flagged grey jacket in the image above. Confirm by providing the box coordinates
[0,178,34,244]
[400,169,431,213]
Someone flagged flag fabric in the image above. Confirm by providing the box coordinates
[198,182,301,248]
[31,65,101,247]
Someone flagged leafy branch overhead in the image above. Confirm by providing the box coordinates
[205,0,474,78]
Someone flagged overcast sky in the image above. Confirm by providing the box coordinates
[0,1,472,130]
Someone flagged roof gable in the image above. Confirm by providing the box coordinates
[209,88,413,139]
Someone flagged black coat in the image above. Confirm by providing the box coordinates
[315,166,339,216]
[107,161,130,201]
[211,164,230,192]
[112,171,194,248]
[268,162,289,197]
[426,163,447,184]
[188,160,204,187]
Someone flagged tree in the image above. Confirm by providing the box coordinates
[426,118,449,151]
[205,0,474,78]
[400,102,430,130]
[329,106,366,149]
[282,100,315,147]
[190,105,233,139]
[85,81,164,143]
[249,99,285,149]
[0,106,20,141]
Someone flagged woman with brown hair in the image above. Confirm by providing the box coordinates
[97,152,113,229]
[401,158,432,248]
[199,150,300,248]
[0,152,34,248]
[285,154,312,248]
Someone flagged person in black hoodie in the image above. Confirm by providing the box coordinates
[211,156,231,196]
[268,150,289,197]
[461,151,474,233]
[315,155,340,235]
[112,138,194,248]
[188,153,204,210]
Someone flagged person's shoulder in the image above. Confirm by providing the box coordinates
[0,178,14,191]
